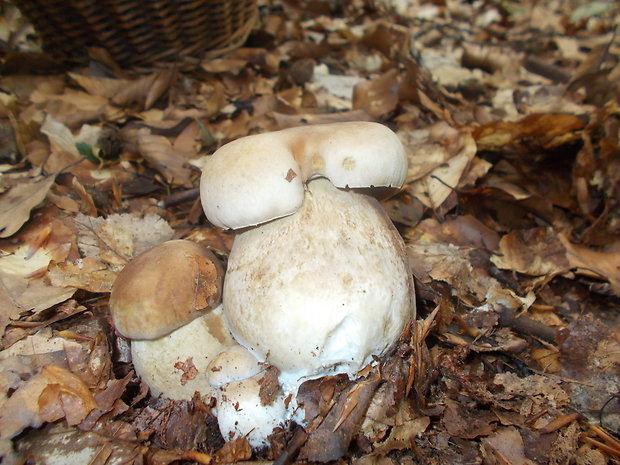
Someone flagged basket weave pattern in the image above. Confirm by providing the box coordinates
[14,0,257,66]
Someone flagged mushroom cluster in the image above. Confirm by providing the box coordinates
[200,122,416,444]
[107,123,415,447]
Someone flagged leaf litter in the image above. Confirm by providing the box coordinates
[0,0,619,464]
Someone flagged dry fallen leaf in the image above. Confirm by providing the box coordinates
[473,113,586,150]
[48,257,118,293]
[0,368,50,462]
[38,365,99,425]
[491,228,571,277]
[73,213,175,270]
[0,174,55,238]
[404,123,478,209]
[353,69,401,119]
[481,427,537,465]
[16,424,147,465]
[134,129,194,187]
[558,233,620,296]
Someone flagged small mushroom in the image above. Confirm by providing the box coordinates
[200,122,415,391]
[207,345,288,448]
[109,239,233,400]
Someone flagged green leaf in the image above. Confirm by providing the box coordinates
[75,142,99,164]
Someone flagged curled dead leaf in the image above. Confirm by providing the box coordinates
[0,175,55,238]
[38,365,98,425]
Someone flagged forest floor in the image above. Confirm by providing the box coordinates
[0,0,619,464]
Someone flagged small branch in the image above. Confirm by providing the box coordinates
[160,188,200,208]
[497,306,558,342]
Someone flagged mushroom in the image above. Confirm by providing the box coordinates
[206,345,288,448]
[109,239,234,400]
[200,122,415,392]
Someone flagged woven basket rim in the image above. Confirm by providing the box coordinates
[13,0,259,67]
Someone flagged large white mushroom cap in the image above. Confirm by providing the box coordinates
[223,178,415,387]
[200,122,407,230]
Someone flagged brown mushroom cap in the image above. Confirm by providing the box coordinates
[109,239,223,339]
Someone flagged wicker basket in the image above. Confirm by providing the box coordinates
[13,0,258,66]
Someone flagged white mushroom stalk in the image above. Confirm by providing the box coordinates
[131,304,233,400]
[224,178,413,389]
[200,121,416,446]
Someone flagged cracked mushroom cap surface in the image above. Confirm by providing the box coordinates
[223,178,415,385]
[200,122,407,229]
[109,239,223,340]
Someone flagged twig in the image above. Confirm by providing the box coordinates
[273,427,308,465]
[160,188,200,208]
[497,305,558,342]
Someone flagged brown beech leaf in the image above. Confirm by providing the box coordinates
[132,397,219,452]
[38,365,98,425]
[558,234,620,295]
[374,416,430,453]
[0,284,19,346]
[16,423,148,465]
[272,110,372,129]
[109,72,173,109]
[31,88,110,128]
[135,130,194,187]
[297,374,351,423]
[0,368,49,462]
[299,375,381,462]
[214,437,252,463]
[443,399,497,439]
[407,240,495,304]
[413,216,500,251]
[69,72,132,100]
[73,213,174,271]
[404,123,477,209]
[473,113,585,150]
[362,21,411,61]
[0,175,55,238]
[491,228,571,277]
[0,216,77,327]
[401,122,463,181]
[482,427,537,465]
[79,373,133,430]
[48,257,118,293]
[352,69,401,119]
[494,373,570,411]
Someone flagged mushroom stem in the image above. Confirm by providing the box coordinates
[223,178,415,387]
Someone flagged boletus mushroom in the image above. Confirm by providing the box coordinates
[201,122,415,384]
[109,239,234,400]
